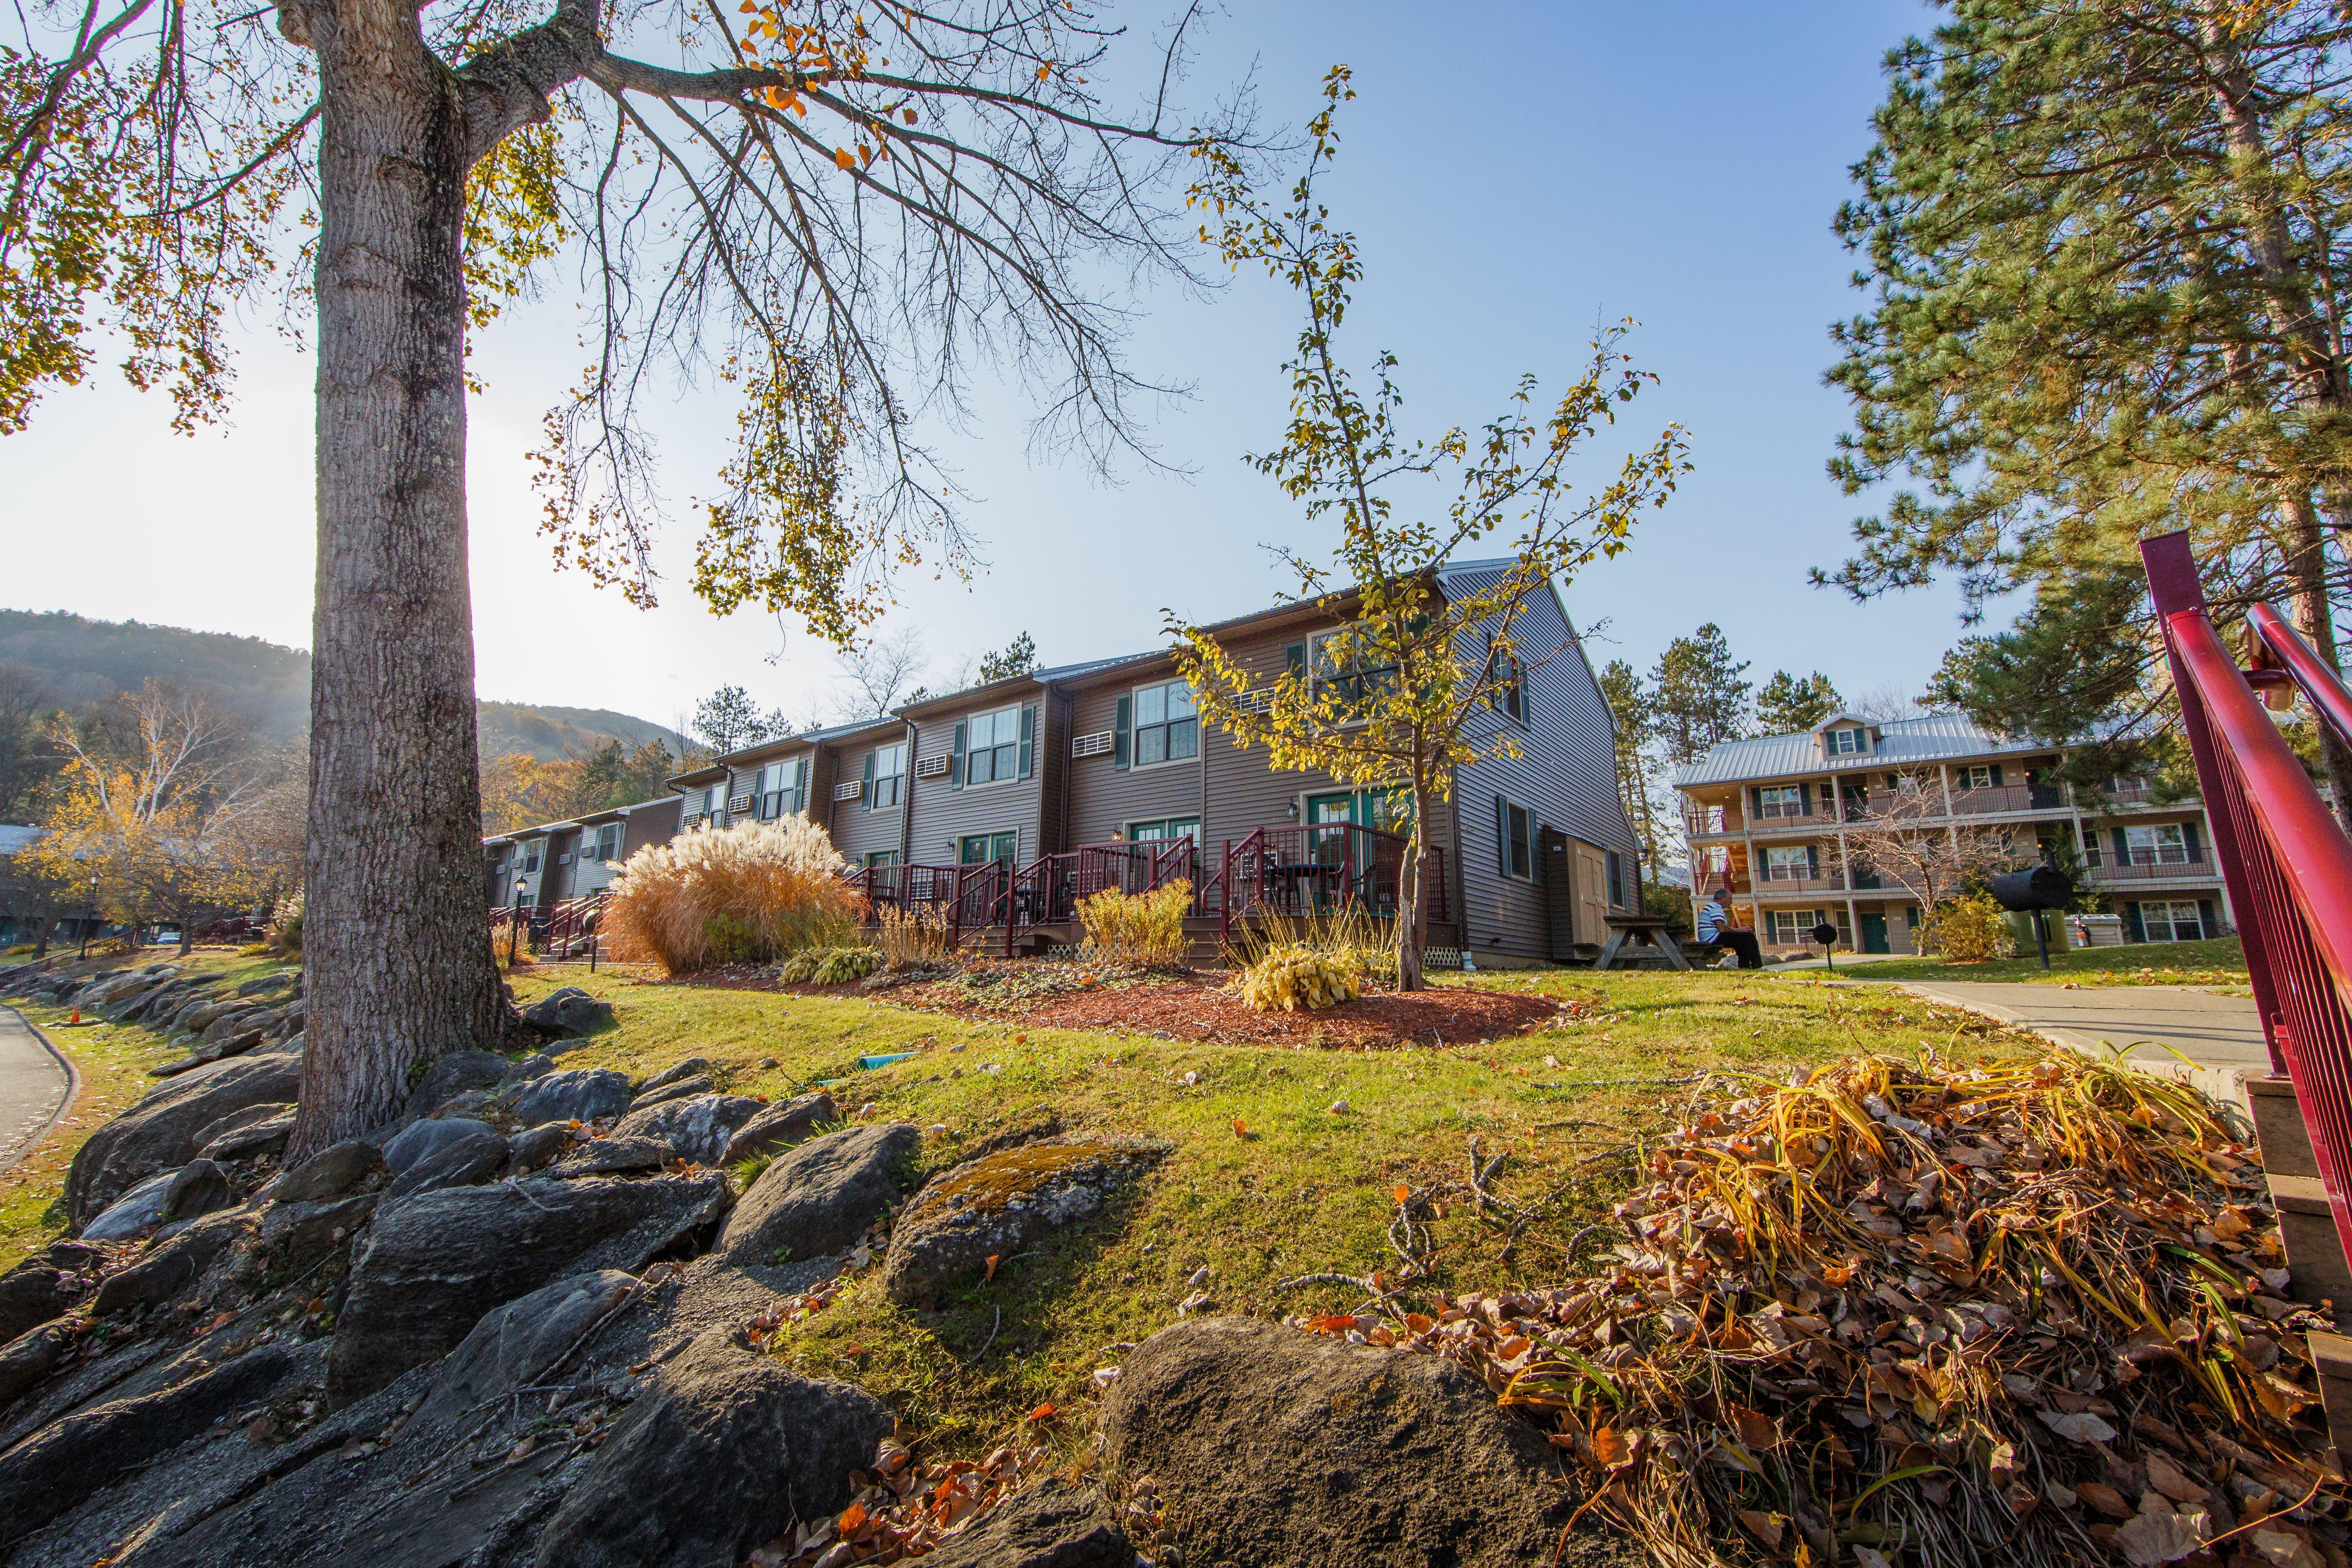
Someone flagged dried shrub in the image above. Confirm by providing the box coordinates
[1238,942,1361,1011]
[1227,904,1397,986]
[1922,893,2013,964]
[875,903,953,969]
[603,817,864,975]
[267,891,303,957]
[1076,879,1192,966]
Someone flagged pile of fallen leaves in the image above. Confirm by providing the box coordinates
[742,1438,1042,1566]
[1294,1050,2348,1568]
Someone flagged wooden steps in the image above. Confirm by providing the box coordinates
[2251,1074,2352,1465]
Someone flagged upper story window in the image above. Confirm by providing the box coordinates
[1134,680,1198,766]
[588,823,624,862]
[1824,725,1868,756]
[522,842,543,873]
[963,706,1025,786]
[869,743,906,810]
[1959,764,1996,788]
[1496,797,1533,881]
[700,784,724,817]
[755,758,806,819]
[1754,784,1808,819]
[1309,630,1400,707]
[1489,648,1526,724]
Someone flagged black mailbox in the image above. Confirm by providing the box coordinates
[1988,866,2074,912]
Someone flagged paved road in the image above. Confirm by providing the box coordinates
[1894,981,2268,1101]
[0,1007,73,1172]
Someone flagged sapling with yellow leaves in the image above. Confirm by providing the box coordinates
[1169,69,1689,991]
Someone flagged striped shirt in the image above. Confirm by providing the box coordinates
[1695,900,1726,941]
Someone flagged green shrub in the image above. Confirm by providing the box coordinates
[1922,895,2015,964]
[778,945,882,985]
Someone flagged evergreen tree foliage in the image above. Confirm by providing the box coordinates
[1598,658,1674,880]
[1825,0,2352,811]
[977,632,1038,684]
[1648,624,1751,766]
[1755,670,1844,734]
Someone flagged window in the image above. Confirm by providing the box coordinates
[1129,818,1200,844]
[1606,850,1625,908]
[2124,824,2189,865]
[2140,900,2205,942]
[1762,845,1813,882]
[1755,784,1808,819]
[1825,726,1868,756]
[864,850,901,869]
[1310,630,1400,707]
[960,832,1018,865]
[522,843,542,873]
[869,744,906,810]
[1768,909,1851,946]
[589,823,623,862]
[1496,798,1532,882]
[701,784,724,817]
[1133,681,1198,766]
[1489,647,1526,724]
[963,706,1025,786]
[1960,765,1994,788]
[757,758,806,819]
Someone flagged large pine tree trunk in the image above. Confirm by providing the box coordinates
[290,0,511,1157]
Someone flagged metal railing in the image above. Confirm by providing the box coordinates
[2143,529,2352,1273]
[1217,823,1448,941]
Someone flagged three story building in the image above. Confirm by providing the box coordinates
[1673,713,2231,956]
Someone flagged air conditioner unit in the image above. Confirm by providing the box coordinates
[728,793,755,815]
[914,755,952,780]
[1071,731,1114,758]
[1237,689,1276,714]
[834,780,864,802]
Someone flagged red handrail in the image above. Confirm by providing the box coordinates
[2143,530,2352,1271]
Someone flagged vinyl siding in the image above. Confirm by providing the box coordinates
[1066,664,1209,846]
[1448,571,1639,960]
[826,726,911,863]
[905,699,1048,866]
[619,797,682,856]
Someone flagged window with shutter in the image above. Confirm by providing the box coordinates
[963,706,1023,785]
[1129,681,1197,766]
[1112,696,1131,771]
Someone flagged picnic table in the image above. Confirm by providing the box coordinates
[1592,914,1691,972]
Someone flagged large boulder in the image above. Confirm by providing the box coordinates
[550,1136,673,1177]
[78,1172,176,1242]
[327,1173,728,1400]
[64,1052,303,1226]
[89,1211,249,1317]
[159,1159,231,1223]
[881,1139,1160,1306]
[0,1342,308,1547]
[0,1320,75,1407]
[513,1068,633,1128]
[529,1328,889,1568]
[523,987,613,1039]
[609,1092,764,1165]
[626,1074,714,1112]
[717,1124,918,1268]
[381,1116,500,1176]
[724,1092,835,1164]
[410,1270,640,1430]
[401,1051,512,1120]
[1099,1317,1627,1568]
[192,1102,294,1162]
[265,1140,383,1204]
[0,1246,98,1343]
[921,1479,1134,1568]
[384,1123,510,1198]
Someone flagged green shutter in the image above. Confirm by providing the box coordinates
[1286,641,1307,679]
[1113,696,1131,771]
[1806,845,1820,878]
[2125,902,2145,942]
[1018,705,1035,779]
[1989,764,2004,787]
[862,751,876,811]
[2112,828,2129,864]
[2182,820,2203,862]
[1494,795,1508,878]
[2197,899,2216,936]
[950,721,967,789]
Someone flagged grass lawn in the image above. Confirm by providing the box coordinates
[0,946,294,1270]
[0,951,2058,1463]
[1808,933,2247,989]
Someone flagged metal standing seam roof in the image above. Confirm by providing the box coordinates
[1670,714,2061,789]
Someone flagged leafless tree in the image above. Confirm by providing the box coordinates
[1828,778,2022,916]
[834,624,928,718]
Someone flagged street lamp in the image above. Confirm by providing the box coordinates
[77,875,98,961]
[508,876,528,965]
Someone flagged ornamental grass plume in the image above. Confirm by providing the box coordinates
[1076,879,1193,966]
[602,816,863,974]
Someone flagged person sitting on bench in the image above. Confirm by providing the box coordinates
[1693,886,1760,969]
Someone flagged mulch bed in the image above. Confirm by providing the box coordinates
[663,960,1564,1048]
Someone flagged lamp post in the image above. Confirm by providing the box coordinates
[77,875,98,961]
[508,876,528,966]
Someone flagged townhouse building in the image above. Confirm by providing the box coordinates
[1673,712,2231,956]
[482,794,684,914]
[544,561,1645,965]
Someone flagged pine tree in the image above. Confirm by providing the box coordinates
[1755,670,1843,735]
[1649,625,1751,766]
[1826,0,2352,814]
[1597,659,1673,880]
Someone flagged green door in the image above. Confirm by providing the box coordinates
[959,833,1018,866]
[1860,912,1889,954]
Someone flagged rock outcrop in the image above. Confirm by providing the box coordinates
[882,1138,1160,1305]
[718,1123,918,1268]
[609,1091,764,1165]
[64,1052,304,1225]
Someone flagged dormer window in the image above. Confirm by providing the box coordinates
[1825,725,1869,757]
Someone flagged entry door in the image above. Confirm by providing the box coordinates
[1574,844,1608,945]
[1860,912,1889,954]
[959,833,1018,866]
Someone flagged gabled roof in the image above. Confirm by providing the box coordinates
[1672,714,2057,788]
[1809,711,1874,733]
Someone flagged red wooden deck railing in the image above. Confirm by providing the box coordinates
[2143,529,2352,1271]
[1217,822,1448,942]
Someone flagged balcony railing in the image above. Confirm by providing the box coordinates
[1947,783,2069,815]
[2085,849,2214,883]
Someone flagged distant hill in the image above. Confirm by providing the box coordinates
[0,610,687,760]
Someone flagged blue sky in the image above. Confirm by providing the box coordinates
[2,0,1971,735]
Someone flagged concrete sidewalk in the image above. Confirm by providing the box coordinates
[1896,981,2267,1107]
[0,1006,73,1172]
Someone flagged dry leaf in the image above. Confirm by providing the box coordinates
[2144,1450,2207,1505]
[2111,1502,2209,1565]
[2249,1529,2327,1568]
[2076,1481,2134,1520]
[1392,1184,1411,1205]
[1737,1510,1784,1549]
[837,1502,867,1532]
[2040,1410,2119,1444]
[1590,1427,1631,1466]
